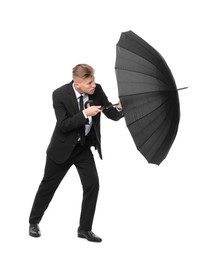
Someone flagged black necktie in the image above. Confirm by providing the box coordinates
[79,95,85,145]
[79,95,84,111]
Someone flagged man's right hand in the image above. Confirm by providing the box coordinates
[84,106,102,117]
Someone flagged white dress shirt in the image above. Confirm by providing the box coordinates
[73,84,92,136]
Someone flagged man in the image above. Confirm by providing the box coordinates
[29,64,123,242]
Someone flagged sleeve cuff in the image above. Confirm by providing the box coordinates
[116,106,123,112]
[82,110,88,119]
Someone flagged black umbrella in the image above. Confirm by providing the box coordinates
[115,30,186,165]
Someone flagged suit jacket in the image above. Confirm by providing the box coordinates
[46,81,123,164]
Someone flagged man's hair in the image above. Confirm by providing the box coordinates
[72,64,95,79]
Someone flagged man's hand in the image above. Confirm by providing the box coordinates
[84,106,102,117]
[116,100,122,110]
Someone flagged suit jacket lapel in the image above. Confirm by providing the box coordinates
[63,81,79,113]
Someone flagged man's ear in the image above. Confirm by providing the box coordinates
[73,80,79,89]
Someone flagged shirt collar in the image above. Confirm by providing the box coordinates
[72,83,89,101]
[72,83,82,99]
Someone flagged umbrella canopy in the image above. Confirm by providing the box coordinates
[115,30,183,165]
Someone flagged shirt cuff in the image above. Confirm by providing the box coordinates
[82,110,88,119]
[116,106,123,112]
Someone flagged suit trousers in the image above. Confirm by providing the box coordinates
[29,143,99,231]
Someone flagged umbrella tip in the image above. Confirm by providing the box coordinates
[177,87,188,91]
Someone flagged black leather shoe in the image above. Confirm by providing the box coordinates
[29,224,41,237]
[78,230,102,242]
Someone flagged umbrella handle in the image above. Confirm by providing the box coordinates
[85,100,93,108]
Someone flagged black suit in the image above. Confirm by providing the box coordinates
[29,81,123,231]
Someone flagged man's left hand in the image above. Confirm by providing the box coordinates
[116,100,122,110]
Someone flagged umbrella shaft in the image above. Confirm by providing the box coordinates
[102,103,119,110]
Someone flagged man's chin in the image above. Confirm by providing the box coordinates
[89,89,95,94]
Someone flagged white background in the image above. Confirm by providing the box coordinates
[0,0,206,259]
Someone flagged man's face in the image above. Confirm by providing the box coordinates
[74,76,96,95]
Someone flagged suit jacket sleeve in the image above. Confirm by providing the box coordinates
[98,86,124,121]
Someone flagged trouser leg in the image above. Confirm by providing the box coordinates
[75,148,99,231]
[29,157,71,224]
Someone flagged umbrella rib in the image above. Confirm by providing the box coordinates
[118,88,187,97]
[124,31,161,59]
[117,45,170,82]
[115,53,160,76]
[127,94,173,125]
[127,94,175,151]
[115,67,170,86]
[119,32,169,73]
[148,103,177,163]
[139,103,173,151]
[119,90,179,99]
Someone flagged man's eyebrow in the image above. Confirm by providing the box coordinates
[87,80,94,84]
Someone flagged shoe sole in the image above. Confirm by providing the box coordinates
[78,233,101,242]
[29,232,41,238]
